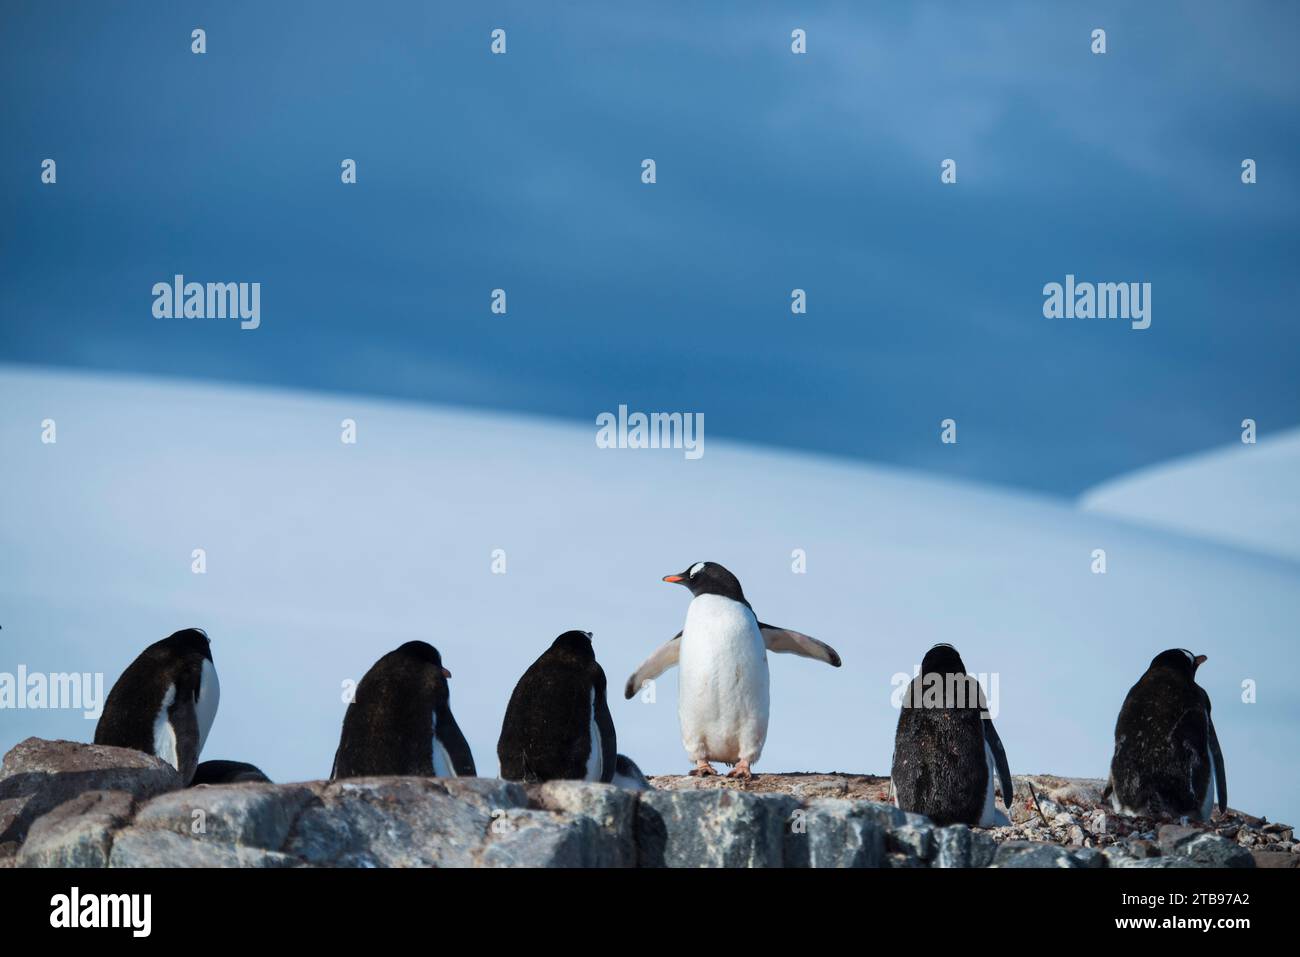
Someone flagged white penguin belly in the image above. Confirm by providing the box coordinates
[978,740,1010,827]
[431,712,455,777]
[584,688,605,781]
[152,684,179,771]
[1199,714,1217,820]
[1199,744,1216,819]
[677,594,770,764]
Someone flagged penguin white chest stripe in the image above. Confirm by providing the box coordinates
[1199,713,1216,819]
[152,684,179,772]
[978,740,1009,827]
[431,711,455,777]
[195,658,220,756]
[677,594,770,764]
[585,688,603,781]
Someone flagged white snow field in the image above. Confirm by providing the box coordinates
[2,365,1297,826]
[1081,428,1300,563]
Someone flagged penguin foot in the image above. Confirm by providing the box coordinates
[726,760,753,781]
[689,761,718,777]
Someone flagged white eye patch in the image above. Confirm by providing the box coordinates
[689,562,705,577]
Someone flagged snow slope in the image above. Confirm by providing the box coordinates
[1081,429,1300,563]
[2,366,1297,826]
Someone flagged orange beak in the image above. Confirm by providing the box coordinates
[663,575,684,583]
[1193,655,1207,667]
[442,667,452,679]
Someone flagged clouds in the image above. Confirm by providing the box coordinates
[1,2,1296,495]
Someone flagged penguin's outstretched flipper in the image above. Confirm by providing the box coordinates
[623,633,681,699]
[759,624,841,667]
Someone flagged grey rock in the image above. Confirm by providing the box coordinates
[479,808,625,867]
[286,776,527,868]
[1102,844,1144,867]
[522,781,636,867]
[970,829,998,868]
[1251,849,1299,869]
[781,779,849,800]
[1011,786,1063,824]
[992,841,1085,868]
[1156,823,1201,854]
[1037,798,1065,819]
[933,825,972,868]
[889,823,933,862]
[110,828,299,868]
[1175,833,1255,868]
[856,801,908,830]
[0,738,182,845]
[1109,855,1200,869]
[1128,838,1160,859]
[133,783,317,850]
[929,826,1002,868]
[1070,847,1107,868]
[1047,782,1104,806]
[17,790,134,867]
[636,789,797,867]
[2,758,1282,869]
[785,799,885,868]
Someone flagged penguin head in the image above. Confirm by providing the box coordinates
[920,642,967,677]
[549,630,596,660]
[163,628,213,662]
[663,561,746,602]
[1150,648,1206,680]
[394,640,453,678]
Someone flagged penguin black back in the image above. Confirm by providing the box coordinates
[332,641,476,779]
[891,643,1011,827]
[191,760,271,785]
[94,628,217,784]
[1108,648,1225,819]
[497,630,617,783]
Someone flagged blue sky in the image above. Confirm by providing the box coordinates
[2,1,1297,494]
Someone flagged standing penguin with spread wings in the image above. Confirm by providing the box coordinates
[623,561,841,780]
[1105,648,1227,820]
[890,643,1015,827]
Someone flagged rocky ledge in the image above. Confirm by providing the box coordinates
[1,739,1293,868]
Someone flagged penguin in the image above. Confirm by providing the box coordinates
[1104,648,1227,820]
[611,754,652,791]
[622,562,841,780]
[94,628,220,785]
[889,643,1014,827]
[191,760,271,785]
[497,631,617,783]
[331,641,475,779]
